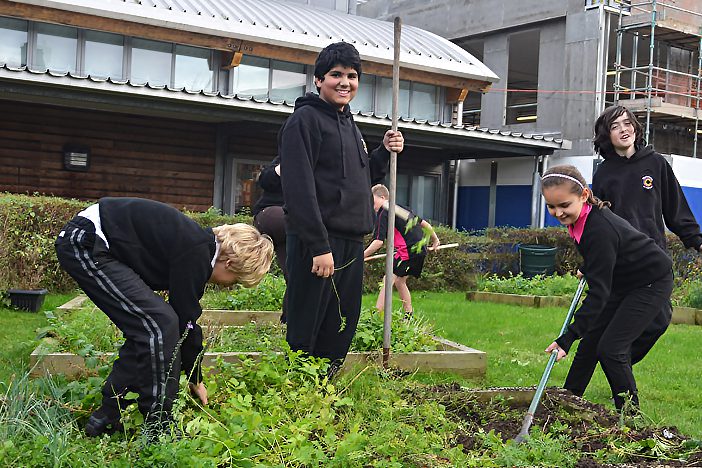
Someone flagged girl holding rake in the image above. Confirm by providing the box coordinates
[542,165,673,411]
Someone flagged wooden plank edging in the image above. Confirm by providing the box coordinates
[467,291,702,326]
[29,336,486,379]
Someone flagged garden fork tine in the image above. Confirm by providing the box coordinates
[514,277,587,445]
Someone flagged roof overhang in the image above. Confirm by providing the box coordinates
[1,0,498,93]
[0,66,570,157]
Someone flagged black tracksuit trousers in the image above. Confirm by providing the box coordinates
[55,216,181,419]
[563,273,673,407]
[285,234,364,365]
[254,206,288,322]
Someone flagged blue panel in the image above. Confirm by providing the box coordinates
[682,186,702,225]
[495,185,532,227]
[457,186,489,231]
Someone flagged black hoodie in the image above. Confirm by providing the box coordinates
[280,93,390,256]
[592,145,702,251]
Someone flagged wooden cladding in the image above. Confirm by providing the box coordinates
[0,100,217,211]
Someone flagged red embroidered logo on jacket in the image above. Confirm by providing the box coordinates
[642,175,654,190]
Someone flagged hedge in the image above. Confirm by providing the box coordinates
[2,194,699,295]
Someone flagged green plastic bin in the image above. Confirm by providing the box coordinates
[518,244,557,277]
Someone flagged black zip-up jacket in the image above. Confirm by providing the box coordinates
[252,156,283,217]
[280,93,390,256]
[592,145,702,251]
[556,207,672,353]
[99,197,215,383]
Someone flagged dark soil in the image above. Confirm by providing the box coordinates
[408,384,702,467]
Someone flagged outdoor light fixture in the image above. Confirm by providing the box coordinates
[62,144,90,172]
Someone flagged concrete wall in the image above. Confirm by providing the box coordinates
[357,0,581,40]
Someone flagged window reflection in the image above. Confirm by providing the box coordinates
[84,30,123,79]
[235,161,266,213]
[377,77,410,117]
[175,44,213,91]
[411,82,438,121]
[34,23,77,73]
[131,38,171,86]
[270,60,306,104]
[350,74,375,113]
[0,17,28,67]
[395,173,437,221]
[233,56,269,99]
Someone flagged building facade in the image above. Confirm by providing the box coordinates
[0,0,568,224]
[358,0,702,228]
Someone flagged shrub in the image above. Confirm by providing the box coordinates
[0,194,255,292]
[477,273,581,296]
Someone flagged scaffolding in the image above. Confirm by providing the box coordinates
[611,0,702,157]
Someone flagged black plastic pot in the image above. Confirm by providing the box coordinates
[7,289,48,312]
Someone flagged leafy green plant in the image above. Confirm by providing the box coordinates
[200,274,285,311]
[477,272,580,297]
[683,280,702,309]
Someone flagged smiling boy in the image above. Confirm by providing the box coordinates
[280,42,404,372]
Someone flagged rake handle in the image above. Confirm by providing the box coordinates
[515,277,587,444]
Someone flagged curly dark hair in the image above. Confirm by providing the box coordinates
[542,164,610,209]
[593,105,645,157]
[314,42,362,91]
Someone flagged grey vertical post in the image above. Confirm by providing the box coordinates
[530,156,542,228]
[645,0,657,143]
[383,16,401,366]
[488,160,498,228]
[631,33,639,99]
[695,36,701,158]
[212,123,227,211]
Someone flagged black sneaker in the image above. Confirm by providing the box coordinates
[85,407,122,437]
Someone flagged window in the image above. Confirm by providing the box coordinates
[270,60,306,104]
[232,55,269,99]
[84,30,123,79]
[34,23,77,73]
[377,77,410,117]
[0,17,28,67]
[395,173,438,221]
[131,38,171,86]
[506,30,539,125]
[234,161,266,213]
[175,44,214,91]
[351,74,375,113]
[460,39,484,125]
[410,82,439,121]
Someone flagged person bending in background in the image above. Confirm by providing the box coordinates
[363,184,440,317]
[252,155,289,323]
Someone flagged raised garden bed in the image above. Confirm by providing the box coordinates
[467,291,702,325]
[31,296,487,379]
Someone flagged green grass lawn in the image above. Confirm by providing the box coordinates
[0,292,76,383]
[363,291,702,439]
[2,290,699,441]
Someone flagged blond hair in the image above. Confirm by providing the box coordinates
[541,165,610,209]
[212,223,274,287]
[371,184,389,199]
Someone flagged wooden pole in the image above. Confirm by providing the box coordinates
[383,16,402,367]
[365,243,459,262]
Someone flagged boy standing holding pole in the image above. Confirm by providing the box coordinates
[280,42,404,372]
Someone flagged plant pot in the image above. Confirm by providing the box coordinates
[518,244,557,277]
[7,289,48,312]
